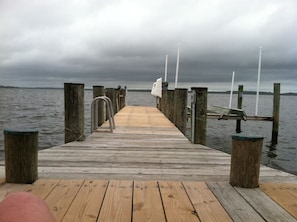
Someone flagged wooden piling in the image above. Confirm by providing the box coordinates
[236,85,244,133]
[4,129,38,183]
[191,87,207,145]
[174,88,188,134]
[115,88,120,112]
[272,83,280,144]
[165,90,175,123]
[158,82,169,113]
[64,83,85,143]
[230,134,264,188]
[93,85,105,127]
[156,97,161,110]
[160,89,173,117]
[162,81,168,90]
[160,90,167,114]
[106,88,117,117]
[119,87,126,110]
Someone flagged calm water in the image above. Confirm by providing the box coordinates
[0,88,296,175]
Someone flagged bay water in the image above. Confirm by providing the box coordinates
[0,87,296,175]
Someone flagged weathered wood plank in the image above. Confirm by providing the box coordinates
[260,183,297,219]
[62,180,108,222]
[159,181,200,222]
[37,157,231,166]
[44,179,84,222]
[35,161,231,170]
[97,180,133,222]
[37,165,231,176]
[183,182,232,222]
[133,181,166,222]
[90,132,185,138]
[235,186,297,221]
[34,165,295,183]
[39,146,216,153]
[38,150,229,158]
[37,154,230,162]
[39,151,228,159]
[34,172,231,182]
[207,182,265,222]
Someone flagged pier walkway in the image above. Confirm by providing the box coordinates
[0,106,297,221]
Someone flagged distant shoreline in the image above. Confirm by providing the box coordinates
[1,85,296,96]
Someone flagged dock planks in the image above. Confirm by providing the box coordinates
[260,183,297,219]
[97,180,133,222]
[0,179,297,221]
[0,105,296,221]
[1,106,295,182]
[133,181,166,222]
[183,182,232,222]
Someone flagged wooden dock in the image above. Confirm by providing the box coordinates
[0,106,297,221]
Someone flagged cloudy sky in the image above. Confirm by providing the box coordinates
[1,0,296,92]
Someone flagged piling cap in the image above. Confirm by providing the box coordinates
[4,129,38,135]
[232,133,264,141]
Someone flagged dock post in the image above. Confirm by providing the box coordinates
[64,83,85,143]
[166,90,175,123]
[159,89,175,123]
[174,88,188,134]
[106,88,117,118]
[93,85,105,127]
[4,129,38,183]
[160,89,168,115]
[191,87,207,145]
[272,83,280,144]
[158,82,168,111]
[115,88,120,112]
[236,85,244,133]
[230,134,264,188]
[156,97,161,110]
[119,87,126,110]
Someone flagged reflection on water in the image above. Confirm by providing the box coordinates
[0,88,296,175]
[266,143,277,158]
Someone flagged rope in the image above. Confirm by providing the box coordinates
[64,128,85,141]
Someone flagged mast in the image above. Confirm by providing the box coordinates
[174,44,180,88]
[229,71,235,108]
[255,46,262,116]
[164,54,168,82]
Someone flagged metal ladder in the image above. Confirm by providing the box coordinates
[91,96,115,133]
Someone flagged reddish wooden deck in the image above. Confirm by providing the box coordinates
[0,179,296,221]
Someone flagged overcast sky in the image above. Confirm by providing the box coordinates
[1,0,296,92]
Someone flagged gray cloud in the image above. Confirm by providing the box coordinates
[1,0,296,92]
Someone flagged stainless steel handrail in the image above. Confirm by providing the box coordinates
[91,96,115,133]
